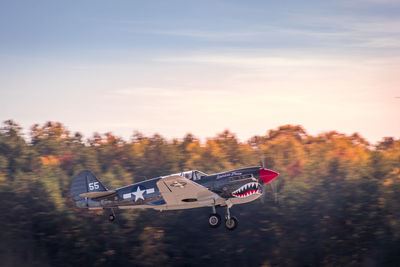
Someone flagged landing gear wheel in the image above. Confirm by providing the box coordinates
[225,216,238,231]
[109,214,115,222]
[209,213,221,228]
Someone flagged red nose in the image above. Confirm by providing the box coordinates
[259,168,279,184]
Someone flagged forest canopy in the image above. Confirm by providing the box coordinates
[0,120,399,266]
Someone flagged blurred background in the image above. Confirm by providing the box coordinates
[0,121,399,266]
[1,0,400,266]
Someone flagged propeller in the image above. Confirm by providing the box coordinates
[257,147,279,204]
[270,176,279,203]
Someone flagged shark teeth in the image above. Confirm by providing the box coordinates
[232,182,262,198]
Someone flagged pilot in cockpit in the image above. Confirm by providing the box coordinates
[183,171,192,180]
[181,170,207,180]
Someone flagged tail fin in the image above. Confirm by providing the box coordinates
[71,170,107,208]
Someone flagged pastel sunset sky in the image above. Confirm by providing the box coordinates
[1,0,399,143]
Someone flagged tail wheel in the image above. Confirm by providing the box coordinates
[208,213,221,228]
[109,214,115,222]
[225,216,238,231]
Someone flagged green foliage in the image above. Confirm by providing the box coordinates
[0,120,399,266]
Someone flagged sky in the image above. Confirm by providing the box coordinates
[0,0,399,143]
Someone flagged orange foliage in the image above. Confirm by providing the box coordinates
[41,155,60,166]
[287,159,303,178]
[41,155,72,166]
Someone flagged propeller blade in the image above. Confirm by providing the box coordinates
[270,179,279,203]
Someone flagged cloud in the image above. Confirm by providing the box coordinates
[352,0,400,4]
[151,29,265,41]
[146,13,400,52]
[157,54,349,68]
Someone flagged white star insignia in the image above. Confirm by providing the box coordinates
[132,187,145,201]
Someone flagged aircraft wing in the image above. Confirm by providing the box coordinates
[156,175,223,207]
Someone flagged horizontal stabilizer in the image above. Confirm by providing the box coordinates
[79,190,117,200]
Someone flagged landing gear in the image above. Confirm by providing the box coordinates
[208,205,239,230]
[108,208,116,222]
[224,205,238,231]
[208,213,221,228]
[225,216,238,230]
[209,205,221,228]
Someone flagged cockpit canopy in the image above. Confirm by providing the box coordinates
[170,170,208,181]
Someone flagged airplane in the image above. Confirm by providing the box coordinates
[70,166,279,230]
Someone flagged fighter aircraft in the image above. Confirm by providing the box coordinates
[71,166,279,230]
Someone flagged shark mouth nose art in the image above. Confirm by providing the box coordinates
[232,182,262,198]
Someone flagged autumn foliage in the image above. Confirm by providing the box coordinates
[0,120,399,266]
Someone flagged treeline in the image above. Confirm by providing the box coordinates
[0,120,399,266]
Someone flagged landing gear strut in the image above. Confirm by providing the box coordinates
[224,206,238,231]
